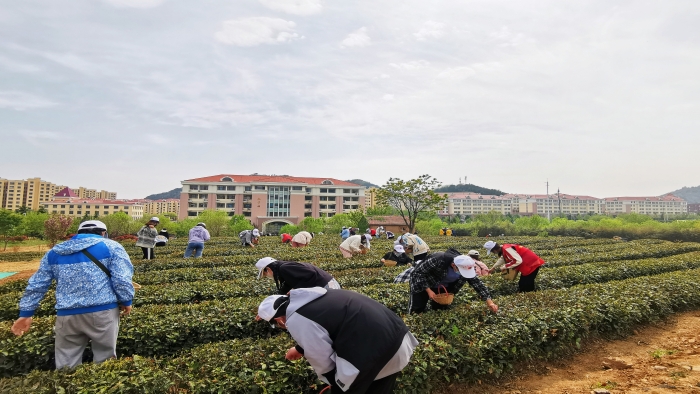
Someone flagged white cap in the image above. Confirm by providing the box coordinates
[196,222,206,228]
[257,295,288,322]
[467,249,480,257]
[484,241,497,255]
[78,220,107,232]
[255,257,276,279]
[150,217,160,222]
[453,255,477,279]
[394,244,405,253]
[253,229,260,236]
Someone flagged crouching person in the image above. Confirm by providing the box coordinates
[257,288,418,394]
[11,220,134,369]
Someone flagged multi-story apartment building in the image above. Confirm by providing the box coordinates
[602,195,687,215]
[439,193,514,216]
[41,188,144,219]
[365,187,378,208]
[0,177,115,211]
[143,199,180,216]
[179,174,366,233]
[439,192,685,217]
[688,203,700,214]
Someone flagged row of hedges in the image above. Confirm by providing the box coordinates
[3,268,700,393]
[4,247,700,378]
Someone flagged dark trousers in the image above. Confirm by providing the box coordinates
[141,247,154,260]
[518,266,540,292]
[412,252,428,263]
[330,372,399,394]
[408,283,458,314]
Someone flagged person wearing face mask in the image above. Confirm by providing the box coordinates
[381,244,413,266]
[408,249,499,314]
[256,287,418,394]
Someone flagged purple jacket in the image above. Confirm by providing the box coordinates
[188,226,211,243]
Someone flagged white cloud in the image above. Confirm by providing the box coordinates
[0,91,57,110]
[389,60,430,71]
[437,66,476,80]
[382,94,394,101]
[20,131,63,146]
[259,0,322,15]
[215,17,300,47]
[414,21,446,41]
[146,134,169,145]
[341,27,371,48]
[102,0,166,8]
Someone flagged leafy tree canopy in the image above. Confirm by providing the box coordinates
[375,175,448,233]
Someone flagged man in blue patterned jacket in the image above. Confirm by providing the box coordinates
[11,220,134,369]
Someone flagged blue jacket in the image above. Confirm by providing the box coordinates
[340,228,350,239]
[19,234,134,317]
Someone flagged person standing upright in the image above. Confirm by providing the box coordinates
[136,217,159,260]
[11,220,134,369]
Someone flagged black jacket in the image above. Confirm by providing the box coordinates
[273,261,334,295]
[286,288,415,393]
[381,251,413,266]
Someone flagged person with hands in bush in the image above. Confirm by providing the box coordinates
[291,230,313,248]
[184,222,210,258]
[398,233,430,263]
[257,287,418,394]
[467,250,490,276]
[11,220,134,369]
[256,257,341,294]
[136,217,159,259]
[484,241,545,292]
[408,248,498,314]
[381,244,413,266]
[339,234,371,258]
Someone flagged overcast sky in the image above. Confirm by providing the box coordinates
[1,0,698,199]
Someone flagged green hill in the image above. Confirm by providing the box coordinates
[668,185,700,203]
[434,183,505,195]
[145,188,182,200]
[345,179,379,188]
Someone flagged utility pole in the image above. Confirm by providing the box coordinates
[557,188,562,217]
[546,180,550,221]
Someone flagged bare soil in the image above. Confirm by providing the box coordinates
[0,260,40,285]
[0,244,49,253]
[440,311,700,394]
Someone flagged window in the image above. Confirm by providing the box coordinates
[221,177,233,182]
[190,185,199,190]
[227,186,236,191]
[217,186,226,190]
[292,186,303,191]
[305,196,312,201]
[188,211,198,217]
[124,207,128,210]
[217,203,225,208]
[226,203,234,208]
[243,203,252,208]
[255,186,266,190]
[305,212,312,217]
[53,205,57,208]
[243,211,251,217]
[104,211,109,215]
[244,186,252,192]
[69,211,74,214]
[199,185,209,190]
[306,188,312,193]
[320,204,327,209]
[321,180,334,185]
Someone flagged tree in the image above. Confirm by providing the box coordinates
[44,214,74,246]
[15,206,31,215]
[0,209,23,251]
[198,210,230,237]
[100,212,134,238]
[228,214,253,235]
[37,206,48,214]
[375,175,448,233]
[20,212,49,239]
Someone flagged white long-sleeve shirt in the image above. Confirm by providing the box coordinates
[340,235,365,253]
[491,247,523,271]
[292,231,312,245]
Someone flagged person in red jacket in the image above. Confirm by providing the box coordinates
[484,241,545,292]
[281,233,293,244]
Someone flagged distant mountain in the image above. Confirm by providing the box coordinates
[668,185,700,203]
[434,183,505,195]
[145,188,182,200]
[346,179,379,188]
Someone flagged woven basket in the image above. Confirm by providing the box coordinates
[383,260,397,267]
[501,268,519,281]
[432,285,454,305]
[132,282,142,291]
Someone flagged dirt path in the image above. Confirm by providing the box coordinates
[441,311,700,393]
[0,260,40,285]
[0,244,49,253]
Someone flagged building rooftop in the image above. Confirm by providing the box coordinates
[368,216,408,226]
[602,194,685,202]
[54,187,78,198]
[184,174,362,187]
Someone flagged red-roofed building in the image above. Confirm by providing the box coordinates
[41,198,145,219]
[603,194,687,215]
[54,187,78,199]
[180,174,366,233]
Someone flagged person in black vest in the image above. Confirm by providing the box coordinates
[257,288,418,394]
[381,244,413,266]
[255,257,341,294]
